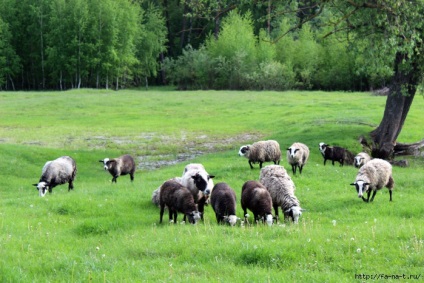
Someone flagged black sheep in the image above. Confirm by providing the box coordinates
[241,180,273,226]
[159,180,201,224]
[210,182,239,226]
[319,142,354,166]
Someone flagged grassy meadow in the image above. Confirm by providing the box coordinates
[0,89,423,282]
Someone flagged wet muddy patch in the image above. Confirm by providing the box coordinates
[85,132,263,170]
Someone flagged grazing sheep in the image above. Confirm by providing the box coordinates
[259,165,303,223]
[350,158,394,202]
[354,152,371,168]
[210,182,239,226]
[287,142,310,174]
[33,156,77,197]
[151,177,182,207]
[99,154,135,183]
[238,140,281,169]
[241,180,273,226]
[159,180,201,224]
[319,142,354,166]
[181,163,215,219]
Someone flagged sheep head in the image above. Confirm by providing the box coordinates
[33,181,50,197]
[284,206,303,223]
[238,145,250,157]
[350,181,370,199]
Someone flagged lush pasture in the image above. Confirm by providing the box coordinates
[0,89,423,282]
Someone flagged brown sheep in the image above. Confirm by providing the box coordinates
[241,180,273,226]
[159,180,201,224]
[99,154,135,183]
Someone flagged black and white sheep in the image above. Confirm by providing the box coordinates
[33,156,77,197]
[241,180,273,226]
[354,152,372,168]
[159,179,201,224]
[238,140,281,169]
[259,165,303,223]
[210,182,239,226]
[350,158,394,202]
[319,142,354,166]
[287,142,310,174]
[181,163,215,219]
[99,154,135,183]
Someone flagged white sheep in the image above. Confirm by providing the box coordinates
[238,140,281,169]
[354,152,371,168]
[259,165,303,223]
[350,158,394,202]
[33,156,77,197]
[286,142,310,174]
[181,163,215,219]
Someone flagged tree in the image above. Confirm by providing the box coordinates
[294,0,424,159]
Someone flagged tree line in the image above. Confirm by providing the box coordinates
[0,0,416,92]
[0,0,166,90]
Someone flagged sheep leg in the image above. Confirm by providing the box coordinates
[130,173,134,182]
[370,190,377,202]
[172,210,178,224]
[361,196,368,202]
[159,205,165,223]
[112,176,118,183]
[389,190,393,201]
[168,209,174,223]
[254,214,259,224]
[68,181,74,191]
[216,214,221,224]
[365,190,372,202]
[197,202,205,220]
[248,161,254,169]
[243,208,249,224]
[273,204,279,223]
[291,165,296,175]
[259,162,263,169]
[299,165,303,174]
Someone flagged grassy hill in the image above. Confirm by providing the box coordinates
[1,89,423,282]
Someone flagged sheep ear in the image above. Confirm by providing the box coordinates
[350,183,356,186]
[209,175,215,179]
[300,209,306,212]
[32,183,38,187]
[99,160,104,163]
[284,208,292,213]
[287,148,291,151]
[364,183,370,186]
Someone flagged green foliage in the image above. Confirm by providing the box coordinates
[1,89,423,281]
[0,0,167,90]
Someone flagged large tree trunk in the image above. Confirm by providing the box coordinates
[370,52,419,159]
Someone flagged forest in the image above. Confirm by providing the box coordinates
[0,0,398,91]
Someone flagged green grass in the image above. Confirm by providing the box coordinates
[1,89,423,282]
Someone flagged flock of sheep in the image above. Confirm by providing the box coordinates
[32,139,395,226]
